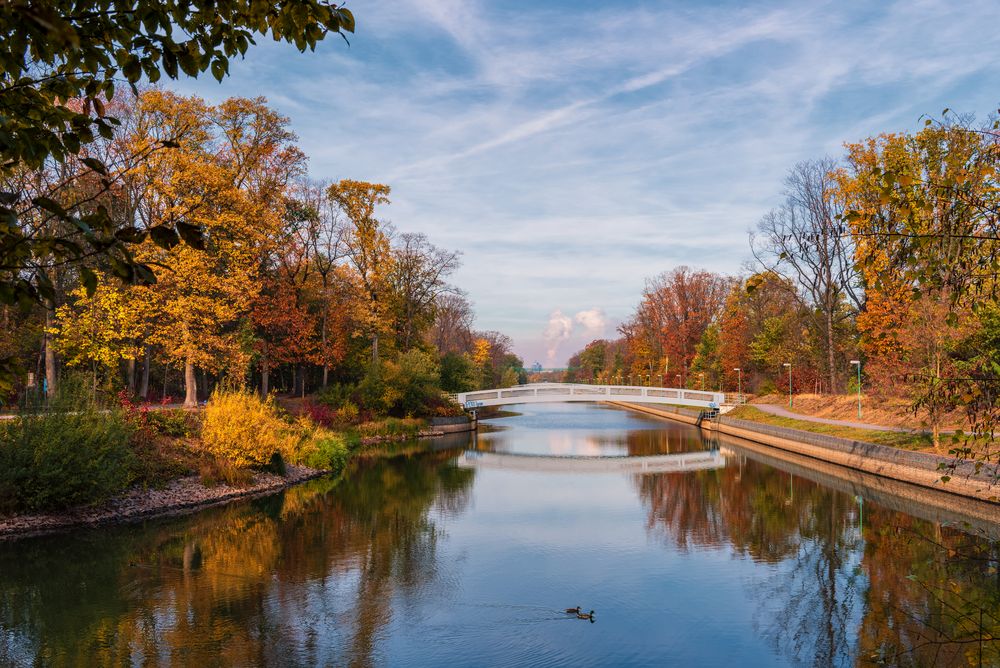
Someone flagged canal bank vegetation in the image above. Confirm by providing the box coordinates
[563,109,1000,482]
[0,377,348,515]
[0,86,529,519]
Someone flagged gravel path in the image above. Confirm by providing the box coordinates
[0,464,327,541]
[753,403,935,433]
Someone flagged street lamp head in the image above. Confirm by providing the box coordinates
[733,367,740,372]
[782,362,791,367]
[850,360,860,365]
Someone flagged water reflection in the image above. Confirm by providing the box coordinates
[635,437,1000,667]
[0,449,475,667]
[1,403,998,667]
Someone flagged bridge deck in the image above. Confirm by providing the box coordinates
[454,382,724,409]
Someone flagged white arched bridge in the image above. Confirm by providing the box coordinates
[454,382,725,410]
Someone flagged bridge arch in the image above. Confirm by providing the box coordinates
[454,382,725,410]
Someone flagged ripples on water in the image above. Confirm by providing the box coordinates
[1,402,998,667]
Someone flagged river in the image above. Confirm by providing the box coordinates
[1,402,998,666]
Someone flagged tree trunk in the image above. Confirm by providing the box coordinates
[321,307,329,388]
[44,302,57,398]
[140,346,151,399]
[260,343,270,397]
[932,350,942,453]
[184,356,197,408]
[826,304,836,395]
[127,357,136,395]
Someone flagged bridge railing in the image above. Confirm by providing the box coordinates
[454,382,726,409]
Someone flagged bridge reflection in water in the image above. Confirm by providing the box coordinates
[457,448,727,474]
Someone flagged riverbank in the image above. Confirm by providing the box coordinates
[0,464,328,541]
[609,401,1000,504]
[0,415,475,541]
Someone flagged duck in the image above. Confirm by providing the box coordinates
[576,610,595,621]
[564,606,581,615]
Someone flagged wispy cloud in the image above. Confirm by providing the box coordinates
[176,0,1000,364]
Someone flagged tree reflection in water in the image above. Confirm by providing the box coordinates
[634,446,1000,667]
[0,448,475,667]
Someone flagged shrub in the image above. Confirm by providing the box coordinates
[0,380,136,513]
[382,349,441,416]
[198,457,255,487]
[440,352,477,393]
[338,400,359,423]
[296,432,350,473]
[424,391,465,417]
[302,400,337,428]
[201,389,298,469]
[356,417,424,439]
[357,365,388,415]
[315,382,356,409]
[147,409,196,437]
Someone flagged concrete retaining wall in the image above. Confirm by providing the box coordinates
[609,401,999,504]
[429,416,476,434]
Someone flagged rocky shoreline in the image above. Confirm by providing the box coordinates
[0,464,329,541]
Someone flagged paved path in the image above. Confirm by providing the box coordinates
[752,403,923,433]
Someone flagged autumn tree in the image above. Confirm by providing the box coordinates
[721,273,815,394]
[301,181,350,387]
[135,93,304,406]
[841,122,1000,458]
[49,277,145,393]
[0,0,355,394]
[752,158,863,392]
[388,233,461,351]
[428,293,475,355]
[622,267,731,384]
[328,180,394,366]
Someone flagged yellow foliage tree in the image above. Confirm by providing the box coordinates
[50,278,146,392]
[327,179,394,366]
[130,92,305,406]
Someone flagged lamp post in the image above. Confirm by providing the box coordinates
[783,362,792,407]
[675,374,681,388]
[733,368,742,402]
[699,372,705,391]
[850,360,861,419]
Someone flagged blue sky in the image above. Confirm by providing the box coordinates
[175,0,1000,366]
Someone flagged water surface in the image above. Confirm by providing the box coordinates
[1,403,998,667]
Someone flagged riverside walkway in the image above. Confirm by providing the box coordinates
[753,403,944,434]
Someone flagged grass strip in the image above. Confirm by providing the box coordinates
[725,405,935,451]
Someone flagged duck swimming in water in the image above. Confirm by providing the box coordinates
[565,606,581,615]
[577,610,595,621]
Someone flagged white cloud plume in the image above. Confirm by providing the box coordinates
[543,309,574,365]
[574,308,607,336]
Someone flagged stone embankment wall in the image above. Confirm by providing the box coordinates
[609,401,998,505]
